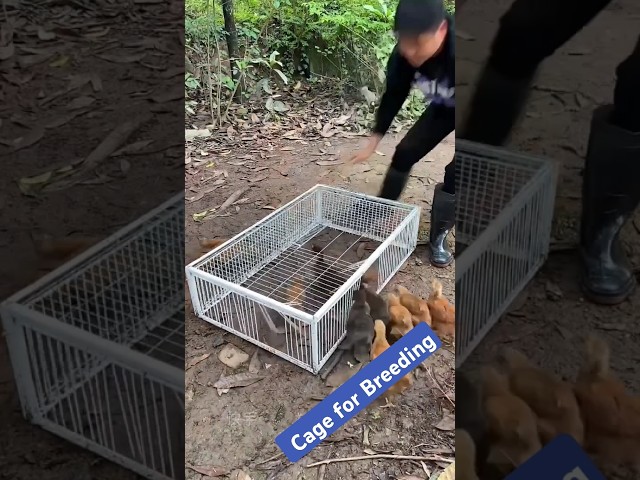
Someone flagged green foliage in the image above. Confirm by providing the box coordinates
[186,0,399,85]
[185,0,454,122]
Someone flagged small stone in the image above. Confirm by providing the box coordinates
[217,343,249,369]
[545,280,563,300]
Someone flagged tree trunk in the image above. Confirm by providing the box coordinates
[221,0,242,102]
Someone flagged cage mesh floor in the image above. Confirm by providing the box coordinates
[242,226,379,315]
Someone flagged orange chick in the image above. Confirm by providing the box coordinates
[499,347,584,446]
[286,275,305,307]
[31,234,103,283]
[574,334,640,467]
[427,279,455,339]
[427,279,455,324]
[34,235,101,262]
[386,293,414,339]
[456,429,480,480]
[574,334,636,435]
[371,319,413,406]
[361,267,379,289]
[395,285,431,326]
[187,238,230,261]
[480,366,541,473]
[199,238,228,250]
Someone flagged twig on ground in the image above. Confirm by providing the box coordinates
[255,452,284,466]
[317,446,334,480]
[549,241,578,253]
[306,453,453,468]
[427,367,455,409]
[411,445,454,455]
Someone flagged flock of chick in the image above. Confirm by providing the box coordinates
[457,334,640,479]
[339,273,455,406]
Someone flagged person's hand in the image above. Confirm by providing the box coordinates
[350,134,382,164]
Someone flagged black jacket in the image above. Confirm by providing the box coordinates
[373,14,455,136]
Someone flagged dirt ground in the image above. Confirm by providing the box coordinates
[184,132,456,479]
[457,0,640,477]
[0,1,181,479]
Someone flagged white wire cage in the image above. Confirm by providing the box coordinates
[455,140,558,367]
[1,193,185,480]
[186,184,421,374]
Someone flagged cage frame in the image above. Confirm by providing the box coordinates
[454,140,558,367]
[186,184,421,374]
[1,192,185,480]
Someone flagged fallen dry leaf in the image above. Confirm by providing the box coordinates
[193,208,216,222]
[186,129,211,141]
[67,96,95,110]
[186,464,229,477]
[249,174,269,183]
[434,412,455,431]
[321,123,337,138]
[45,111,84,129]
[186,352,211,369]
[97,52,146,63]
[37,27,56,41]
[248,349,261,373]
[152,88,183,103]
[43,116,150,192]
[438,462,455,480]
[12,127,45,152]
[213,372,264,390]
[316,160,342,167]
[112,139,154,156]
[120,159,131,175]
[50,55,70,67]
[217,187,249,214]
[187,185,223,203]
[0,42,15,60]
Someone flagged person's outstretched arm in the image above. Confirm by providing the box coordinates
[373,45,415,137]
[351,46,415,162]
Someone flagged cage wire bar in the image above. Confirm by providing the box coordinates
[455,140,557,368]
[187,184,421,374]
[1,193,185,480]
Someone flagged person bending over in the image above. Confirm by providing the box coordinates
[351,0,456,268]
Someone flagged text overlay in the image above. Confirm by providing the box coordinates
[506,434,605,480]
[275,322,441,462]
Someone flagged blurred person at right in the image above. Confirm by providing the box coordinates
[458,0,640,306]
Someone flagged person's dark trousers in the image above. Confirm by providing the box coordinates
[378,104,454,201]
[457,0,640,304]
[378,104,456,267]
[458,0,615,146]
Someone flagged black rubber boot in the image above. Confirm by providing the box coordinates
[580,105,640,305]
[458,64,535,146]
[378,166,410,201]
[429,183,455,267]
